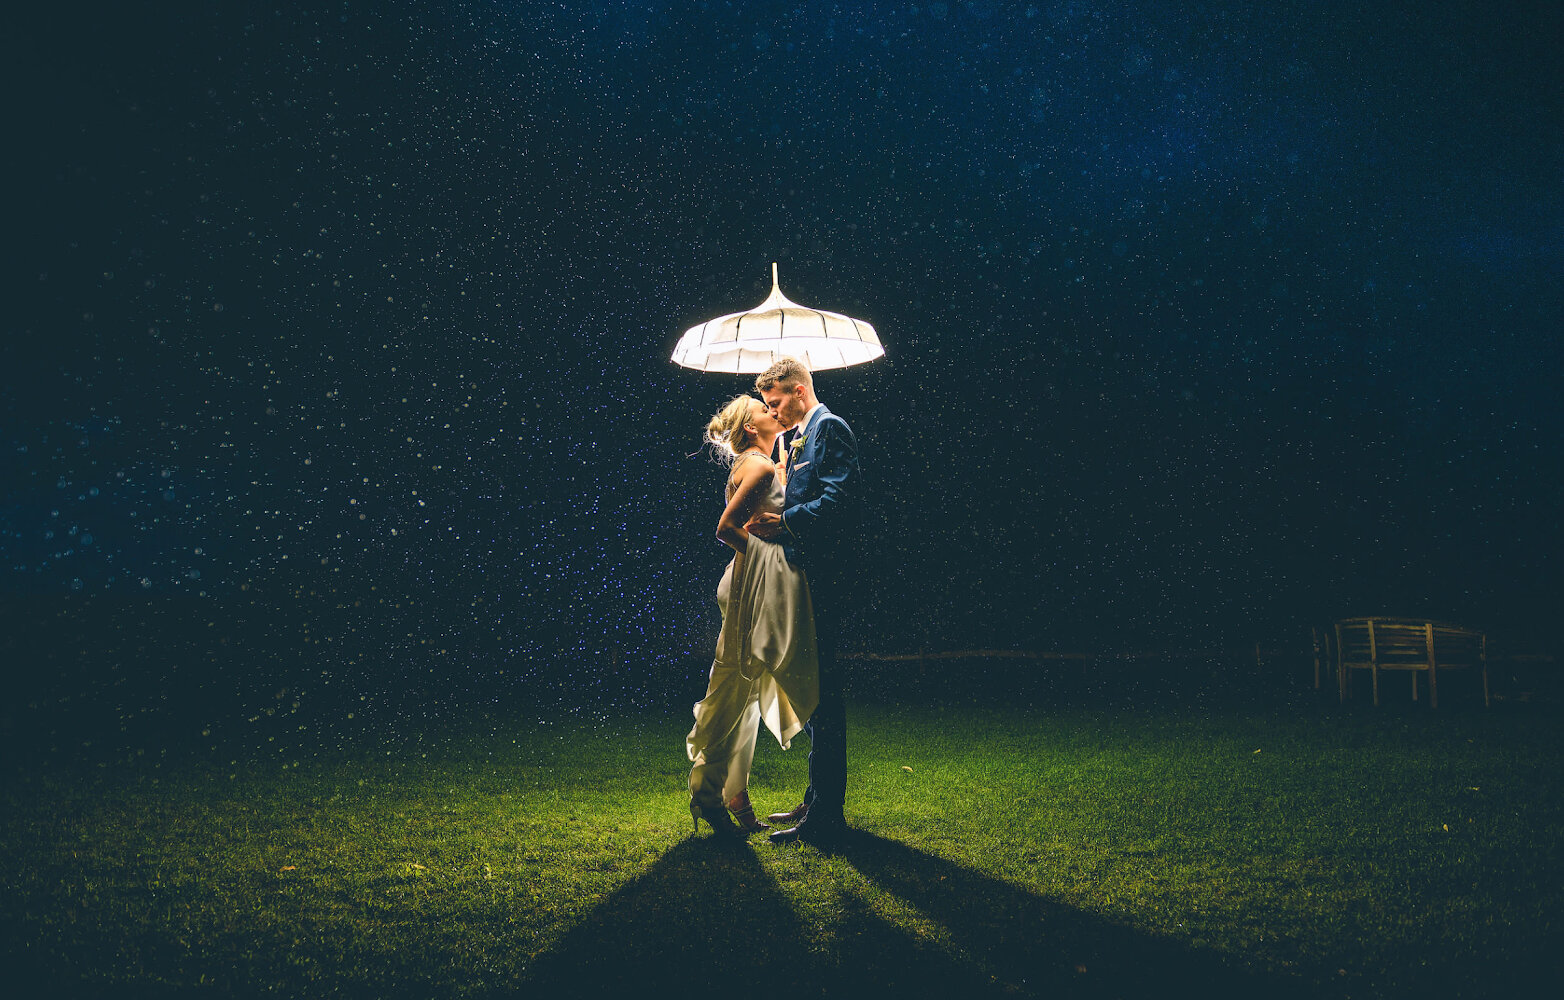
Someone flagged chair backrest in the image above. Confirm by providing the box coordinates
[1427,624,1486,666]
[1336,618,1485,667]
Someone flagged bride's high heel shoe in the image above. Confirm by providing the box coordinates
[690,801,744,840]
[727,791,770,833]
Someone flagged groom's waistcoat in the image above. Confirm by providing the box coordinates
[780,404,860,572]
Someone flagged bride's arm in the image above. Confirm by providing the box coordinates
[716,461,773,554]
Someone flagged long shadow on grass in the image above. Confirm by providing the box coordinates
[517,835,809,995]
[518,834,1006,997]
[834,830,1318,999]
[518,830,1316,999]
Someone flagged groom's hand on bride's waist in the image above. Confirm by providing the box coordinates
[745,511,784,539]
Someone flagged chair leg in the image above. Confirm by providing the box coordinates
[1482,668,1490,708]
[1430,664,1438,710]
[1372,665,1379,707]
[1411,672,1418,702]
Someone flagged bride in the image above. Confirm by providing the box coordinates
[686,395,820,839]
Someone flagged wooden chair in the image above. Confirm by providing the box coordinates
[1335,617,1489,709]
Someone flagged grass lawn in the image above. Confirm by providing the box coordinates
[3,699,1561,998]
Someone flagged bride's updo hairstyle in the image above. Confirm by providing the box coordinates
[704,396,760,463]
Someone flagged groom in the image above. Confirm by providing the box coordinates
[747,356,860,846]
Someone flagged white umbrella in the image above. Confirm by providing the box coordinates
[671,263,885,374]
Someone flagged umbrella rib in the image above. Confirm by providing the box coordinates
[673,267,882,371]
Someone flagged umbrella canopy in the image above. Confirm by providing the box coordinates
[672,263,885,373]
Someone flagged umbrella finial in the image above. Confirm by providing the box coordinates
[771,261,779,291]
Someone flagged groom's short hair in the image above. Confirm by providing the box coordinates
[755,356,813,394]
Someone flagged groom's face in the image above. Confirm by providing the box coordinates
[761,383,808,430]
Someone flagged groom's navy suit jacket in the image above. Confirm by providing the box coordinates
[780,403,858,820]
[780,404,860,574]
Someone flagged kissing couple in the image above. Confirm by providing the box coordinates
[685,356,860,847]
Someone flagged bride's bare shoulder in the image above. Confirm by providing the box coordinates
[726,453,774,489]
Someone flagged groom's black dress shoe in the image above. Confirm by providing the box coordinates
[766,802,809,825]
[767,817,845,847]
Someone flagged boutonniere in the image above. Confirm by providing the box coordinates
[789,433,807,459]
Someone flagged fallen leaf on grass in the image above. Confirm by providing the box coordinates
[1252,749,1262,754]
[279,866,297,872]
[901,766,914,772]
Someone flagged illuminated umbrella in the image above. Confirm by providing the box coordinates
[671,263,885,374]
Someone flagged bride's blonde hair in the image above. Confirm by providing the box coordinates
[704,395,762,463]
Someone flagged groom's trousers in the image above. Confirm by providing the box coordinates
[802,565,847,821]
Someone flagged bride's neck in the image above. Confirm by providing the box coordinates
[750,432,779,459]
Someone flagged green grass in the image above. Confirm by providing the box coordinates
[3,702,1561,998]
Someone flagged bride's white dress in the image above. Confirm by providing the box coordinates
[686,456,819,809]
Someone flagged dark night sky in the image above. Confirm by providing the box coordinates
[5,1,1562,718]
